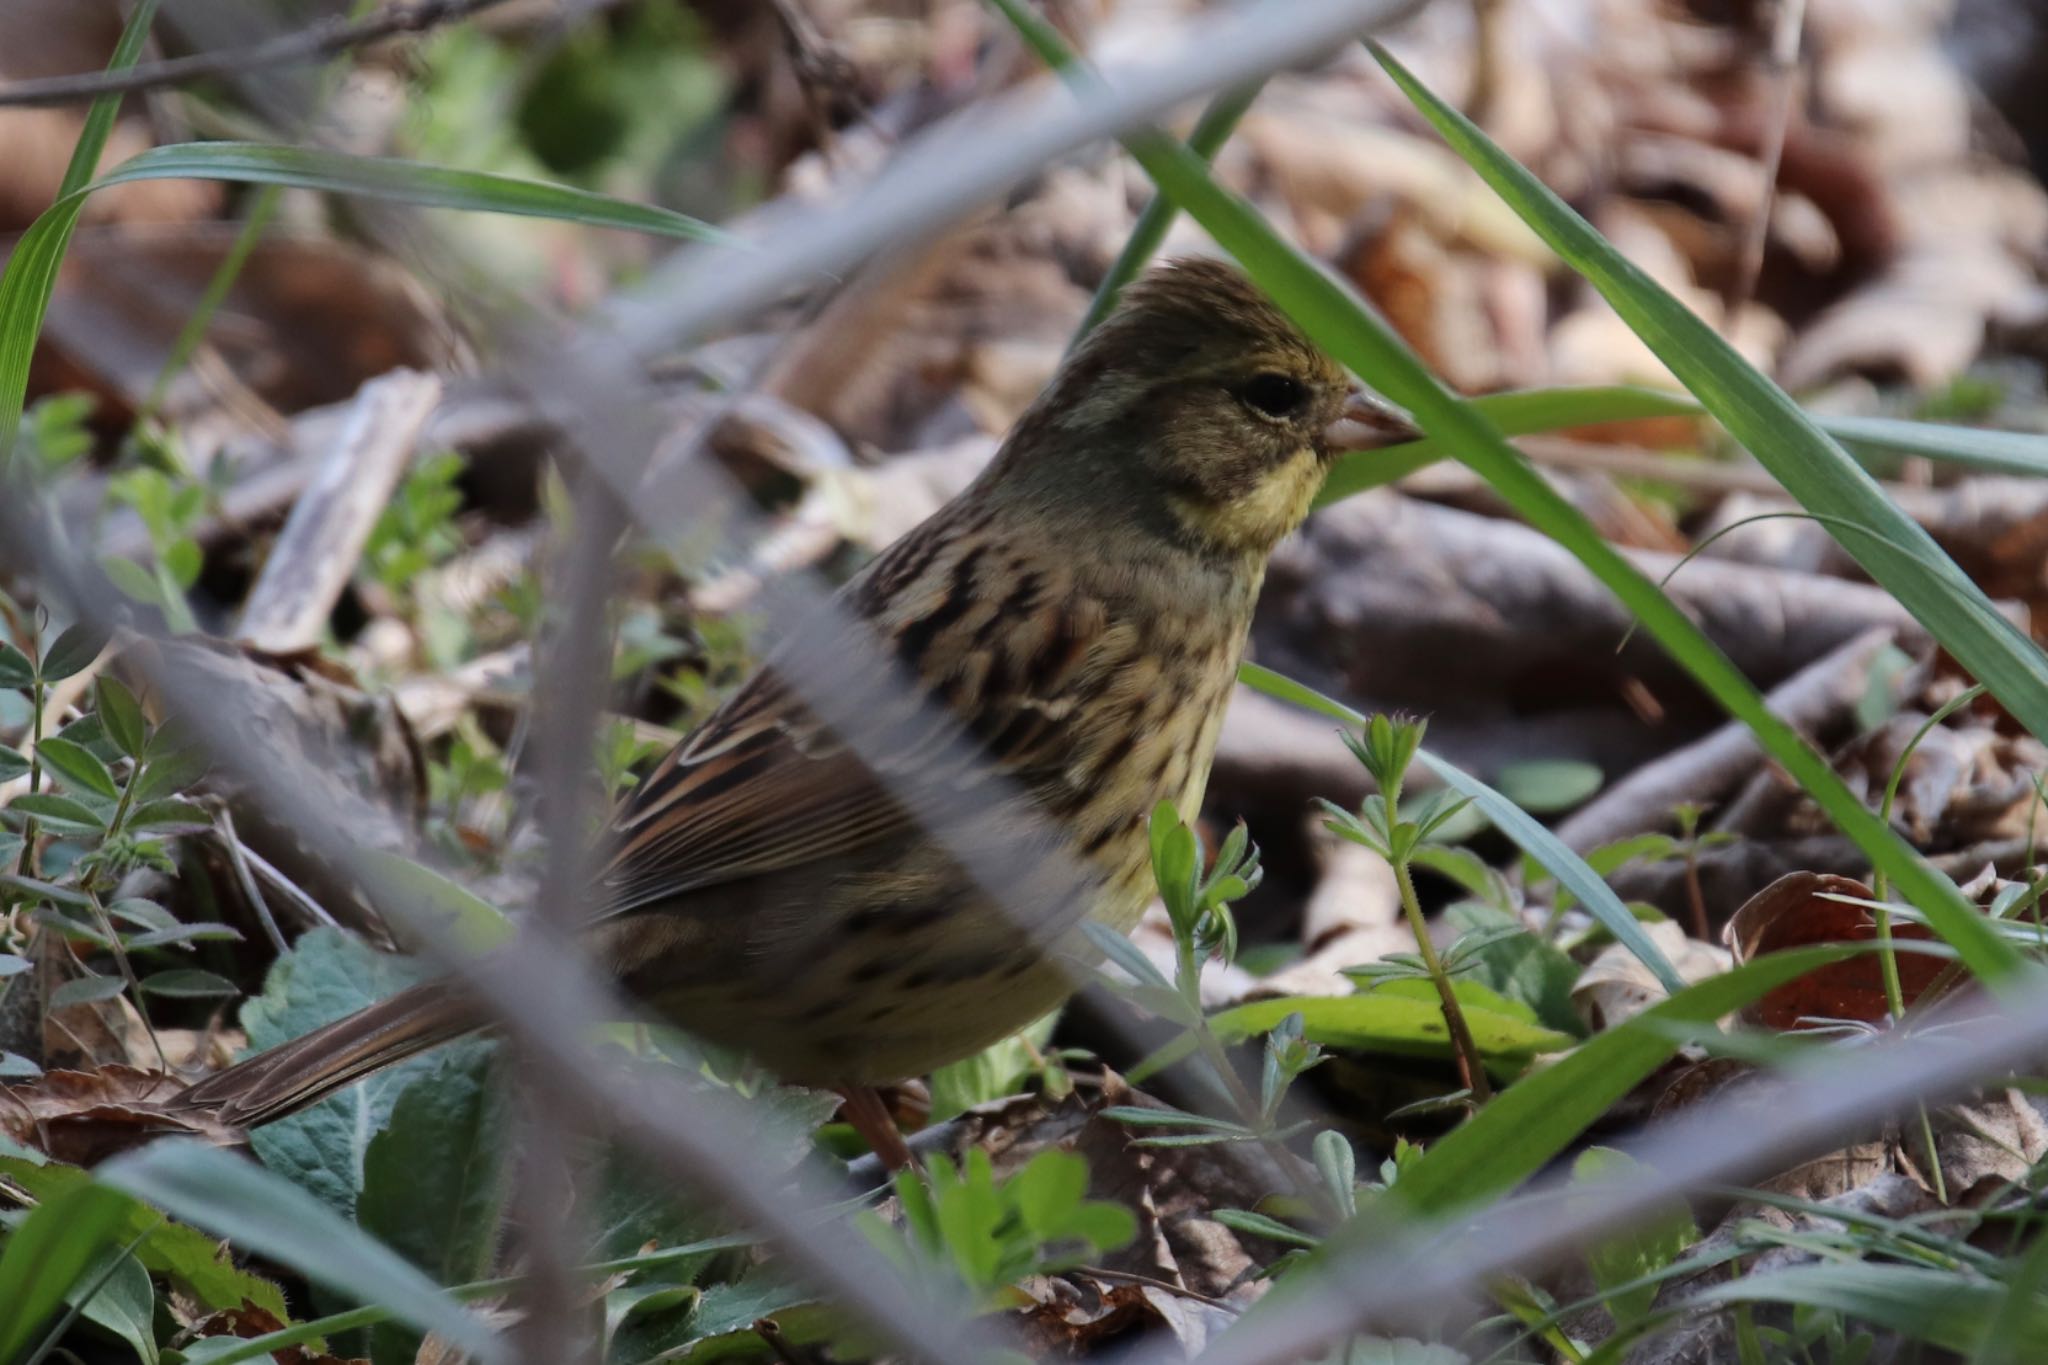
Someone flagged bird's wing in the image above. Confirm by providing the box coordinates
[594,667,912,912]
[593,578,1114,917]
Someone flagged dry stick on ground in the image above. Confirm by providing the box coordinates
[1554,626,1907,853]
[0,0,523,108]
[235,368,441,655]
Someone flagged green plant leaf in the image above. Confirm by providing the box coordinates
[1241,662,1688,996]
[4,138,726,471]
[0,1152,288,1318]
[51,975,127,1009]
[34,735,118,800]
[360,1048,509,1365]
[9,791,107,832]
[0,746,28,782]
[94,676,148,758]
[1684,1262,2028,1354]
[1495,759,1602,814]
[1360,40,2038,991]
[97,1141,504,1361]
[1318,385,1704,504]
[356,850,513,952]
[39,621,109,683]
[68,1250,157,1365]
[1572,1147,1696,1328]
[1209,991,1572,1062]
[1317,384,2048,505]
[0,643,33,689]
[125,798,213,832]
[237,928,478,1221]
[138,969,240,999]
[0,1183,135,1360]
[1442,902,1584,1037]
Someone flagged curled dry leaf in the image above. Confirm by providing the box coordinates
[0,1064,240,1166]
[1571,919,1732,1032]
[1014,1273,1234,1359]
[1723,871,1944,1028]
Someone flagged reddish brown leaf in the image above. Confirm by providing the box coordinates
[187,1307,365,1365]
[1725,871,1946,1028]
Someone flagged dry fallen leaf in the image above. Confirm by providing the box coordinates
[1724,870,1944,1028]
[0,1064,240,1166]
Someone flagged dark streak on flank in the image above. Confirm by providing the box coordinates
[1026,609,1091,693]
[895,545,987,670]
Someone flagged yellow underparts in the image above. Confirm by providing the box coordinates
[1168,446,1323,554]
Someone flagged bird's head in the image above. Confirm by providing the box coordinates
[995,257,1372,559]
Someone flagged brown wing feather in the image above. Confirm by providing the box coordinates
[597,671,913,911]
[595,526,1116,918]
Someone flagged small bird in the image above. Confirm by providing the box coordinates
[176,258,1386,1163]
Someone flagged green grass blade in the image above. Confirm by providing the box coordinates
[98,1142,504,1362]
[88,143,733,244]
[0,1181,135,1362]
[1,140,732,470]
[1,0,160,472]
[1318,385,1705,504]
[1821,413,2048,478]
[57,0,160,199]
[1074,80,1265,340]
[1319,385,2048,505]
[141,184,281,419]
[1240,662,1686,995]
[982,3,2025,987]
[1369,42,2048,753]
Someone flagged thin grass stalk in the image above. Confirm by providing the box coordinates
[139,185,280,422]
[1073,79,1265,342]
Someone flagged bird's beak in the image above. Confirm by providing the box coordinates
[1321,385,1422,457]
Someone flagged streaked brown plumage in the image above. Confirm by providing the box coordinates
[177,258,1369,1141]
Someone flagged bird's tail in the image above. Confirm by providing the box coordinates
[175,981,483,1130]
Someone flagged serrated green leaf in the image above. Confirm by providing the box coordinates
[0,1154,287,1317]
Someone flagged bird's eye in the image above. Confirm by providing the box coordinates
[1237,372,1309,418]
